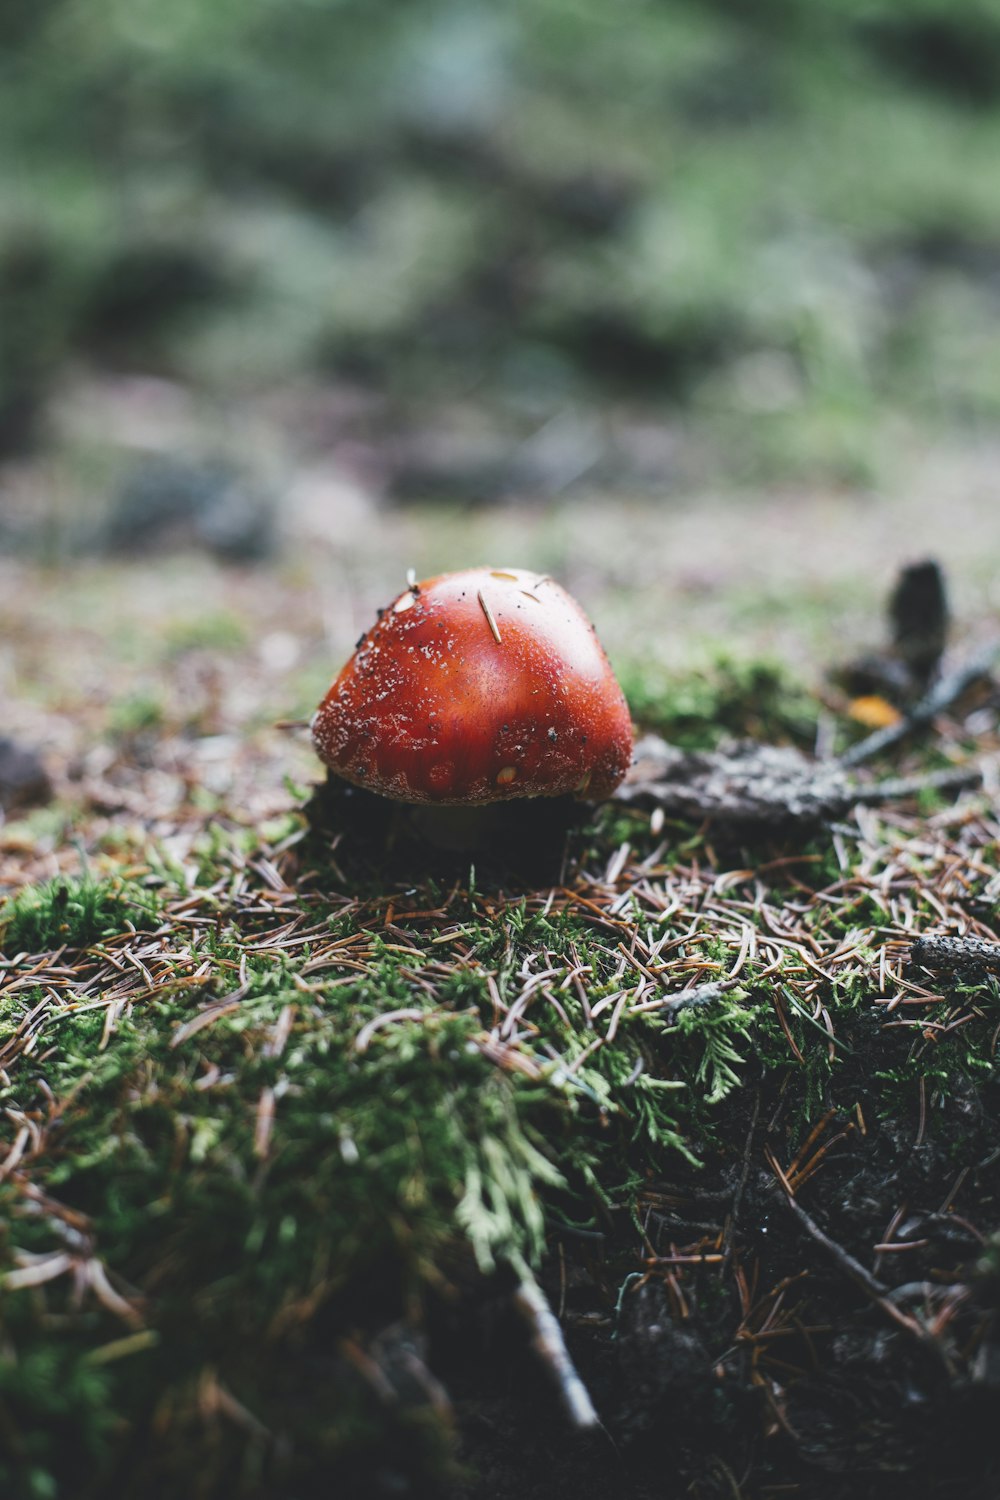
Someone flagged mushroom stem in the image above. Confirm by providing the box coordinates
[407,796,583,861]
[407,803,512,853]
[306,776,585,881]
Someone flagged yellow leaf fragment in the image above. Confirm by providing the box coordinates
[848,695,902,729]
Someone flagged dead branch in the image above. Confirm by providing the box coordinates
[911,934,1000,975]
[513,1274,600,1429]
[772,1173,940,1353]
[617,737,982,831]
[850,765,983,805]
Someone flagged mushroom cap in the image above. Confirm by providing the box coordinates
[312,567,633,805]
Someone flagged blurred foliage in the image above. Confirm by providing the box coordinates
[4,0,1000,476]
[620,655,819,750]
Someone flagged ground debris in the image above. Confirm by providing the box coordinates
[617,734,982,829]
[837,559,950,707]
[912,932,1000,974]
[839,634,1000,769]
[4,551,1000,1498]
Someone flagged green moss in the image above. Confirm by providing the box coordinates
[0,959,574,1494]
[107,692,165,741]
[3,844,995,1497]
[0,876,163,955]
[621,656,819,749]
[874,975,1000,1115]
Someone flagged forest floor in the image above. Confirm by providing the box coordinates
[2,455,1000,1499]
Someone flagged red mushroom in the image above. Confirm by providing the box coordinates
[312,568,633,818]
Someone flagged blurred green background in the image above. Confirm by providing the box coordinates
[4,0,1000,512]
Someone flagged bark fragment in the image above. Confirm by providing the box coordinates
[617,735,981,831]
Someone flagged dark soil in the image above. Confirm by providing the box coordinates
[444,1059,1000,1500]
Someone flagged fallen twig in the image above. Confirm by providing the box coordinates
[911,934,1000,975]
[617,737,982,831]
[850,764,983,805]
[513,1273,600,1429]
[770,1166,940,1353]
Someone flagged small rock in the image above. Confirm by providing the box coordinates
[103,456,277,561]
[0,737,52,812]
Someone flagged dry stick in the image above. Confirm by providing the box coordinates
[849,764,983,806]
[618,742,982,830]
[513,1274,600,1429]
[911,934,1000,974]
[839,637,1000,769]
[773,1176,942,1356]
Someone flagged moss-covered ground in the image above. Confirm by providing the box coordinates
[2,545,1000,1499]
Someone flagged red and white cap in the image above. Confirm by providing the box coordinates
[312,567,633,805]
